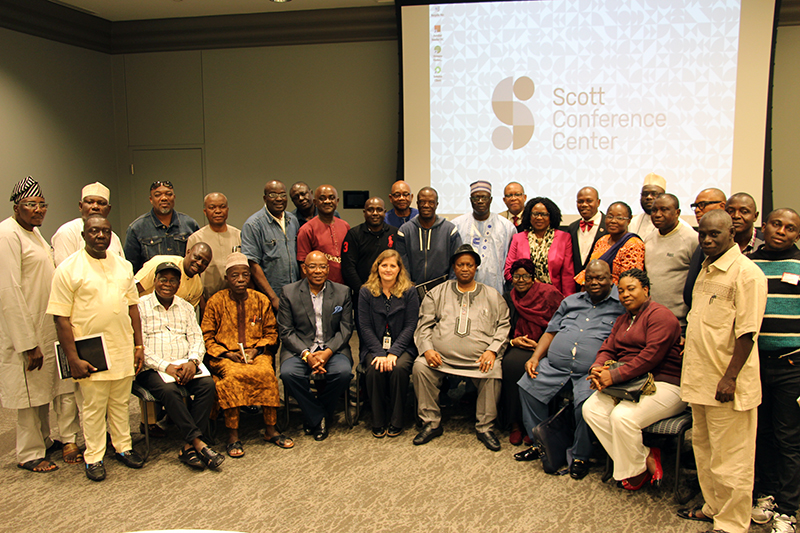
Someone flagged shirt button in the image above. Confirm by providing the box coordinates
[586,318,590,321]
[580,329,583,332]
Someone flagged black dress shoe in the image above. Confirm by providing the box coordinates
[114,450,144,469]
[313,418,328,441]
[513,446,541,462]
[413,423,443,445]
[476,430,501,451]
[569,459,590,479]
[85,461,106,481]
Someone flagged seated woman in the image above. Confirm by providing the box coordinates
[357,250,420,438]
[505,197,575,296]
[574,201,644,286]
[501,258,563,445]
[201,252,293,457]
[582,268,686,490]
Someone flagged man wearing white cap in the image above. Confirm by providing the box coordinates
[628,172,666,240]
[452,180,516,294]
[51,182,124,266]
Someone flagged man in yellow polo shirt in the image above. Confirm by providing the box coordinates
[134,243,212,308]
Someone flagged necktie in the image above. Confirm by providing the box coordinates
[512,215,519,226]
[579,219,594,232]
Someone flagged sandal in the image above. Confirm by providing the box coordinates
[265,434,295,449]
[226,440,245,458]
[178,447,205,470]
[62,443,84,464]
[199,446,225,469]
[18,458,58,473]
[677,506,712,523]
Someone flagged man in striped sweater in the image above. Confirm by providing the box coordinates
[748,208,800,533]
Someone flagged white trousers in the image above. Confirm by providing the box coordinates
[583,382,686,480]
[78,377,133,464]
[16,393,81,464]
[692,403,757,533]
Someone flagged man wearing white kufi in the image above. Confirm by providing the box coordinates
[629,172,666,240]
[51,181,124,266]
[0,176,81,472]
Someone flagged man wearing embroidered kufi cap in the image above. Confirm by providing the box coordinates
[51,181,124,265]
[629,172,667,240]
[0,177,81,472]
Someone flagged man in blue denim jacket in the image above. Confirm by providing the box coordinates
[124,181,200,273]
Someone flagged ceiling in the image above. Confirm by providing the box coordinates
[48,0,394,22]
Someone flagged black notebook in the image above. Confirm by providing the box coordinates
[55,334,111,379]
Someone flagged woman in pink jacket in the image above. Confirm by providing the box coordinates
[504,197,575,296]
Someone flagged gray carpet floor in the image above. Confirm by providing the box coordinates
[0,380,773,533]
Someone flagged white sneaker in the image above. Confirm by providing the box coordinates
[753,494,777,524]
[771,514,797,533]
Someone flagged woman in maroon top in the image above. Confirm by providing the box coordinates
[582,268,687,490]
[501,258,563,445]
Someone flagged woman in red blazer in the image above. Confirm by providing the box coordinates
[504,197,575,296]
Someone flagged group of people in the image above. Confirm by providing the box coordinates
[0,172,797,533]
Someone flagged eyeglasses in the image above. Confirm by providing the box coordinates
[606,215,631,221]
[504,192,525,198]
[156,277,180,286]
[470,195,491,203]
[690,201,724,211]
[390,192,411,198]
[530,211,550,218]
[150,180,173,190]
[305,264,329,271]
[266,193,287,199]
[19,202,48,210]
[511,273,532,281]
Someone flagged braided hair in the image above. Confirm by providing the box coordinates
[618,268,650,290]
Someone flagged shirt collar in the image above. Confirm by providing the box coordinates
[703,243,741,272]
[149,209,176,229]
[264,206,284,223]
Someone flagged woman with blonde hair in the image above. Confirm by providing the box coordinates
[357,249,420,438]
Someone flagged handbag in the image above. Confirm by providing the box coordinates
[600,361,656,403]
[530,403,573,474]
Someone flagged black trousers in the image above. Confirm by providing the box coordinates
[501,346,533,427]
[754,355,800,516]
[136,370,216,444]
[364,351,414,428]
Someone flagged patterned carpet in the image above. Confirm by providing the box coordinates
[0,381,772,533]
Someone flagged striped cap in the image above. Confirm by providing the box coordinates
[10,176,43,203]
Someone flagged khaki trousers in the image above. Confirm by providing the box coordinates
[78,377,133,464]
[692,403,757,533]
[16,393,81,464]
[412,357,500,432]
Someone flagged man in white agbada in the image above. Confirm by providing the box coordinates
[50,181,124,265]
[629,172,666,240]
[452,181,516,294]
[0,176,81,472]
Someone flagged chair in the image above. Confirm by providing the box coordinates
[602,408,695,504]
[281,371,356,430]
[131,381,190,461]
[414,275,448,301]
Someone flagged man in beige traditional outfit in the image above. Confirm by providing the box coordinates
[187,192,241,301]
[0,177,80,472]
[51,181,123,265]
[679,210,768,533]
[49,215,146,481]
[201,252,292,458]
[412,244,510,451]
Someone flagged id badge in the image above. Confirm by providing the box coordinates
[382,336,392,350]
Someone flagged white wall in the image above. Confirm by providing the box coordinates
[0,28,116,239]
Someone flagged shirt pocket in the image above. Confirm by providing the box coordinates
[139,235,164,258]
[261,239,279,261]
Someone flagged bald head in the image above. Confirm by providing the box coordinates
[692,188,727,223]
[577,186,601,221]
[698,209,735,261]
[203,192,229,228]
[184,242,212,278]
[302,250,329,290]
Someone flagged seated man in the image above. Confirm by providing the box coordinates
[201,253,292,457]
[277,251,353,441]
[135,243,213,308]
[136,261,224,470]
[517,260,625,479]
[412,244,511,451]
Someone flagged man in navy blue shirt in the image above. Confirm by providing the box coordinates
[385,181,418,228]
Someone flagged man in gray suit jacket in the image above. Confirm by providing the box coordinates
[277,251,353,441]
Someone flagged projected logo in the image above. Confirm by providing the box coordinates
[491,76,535,150]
